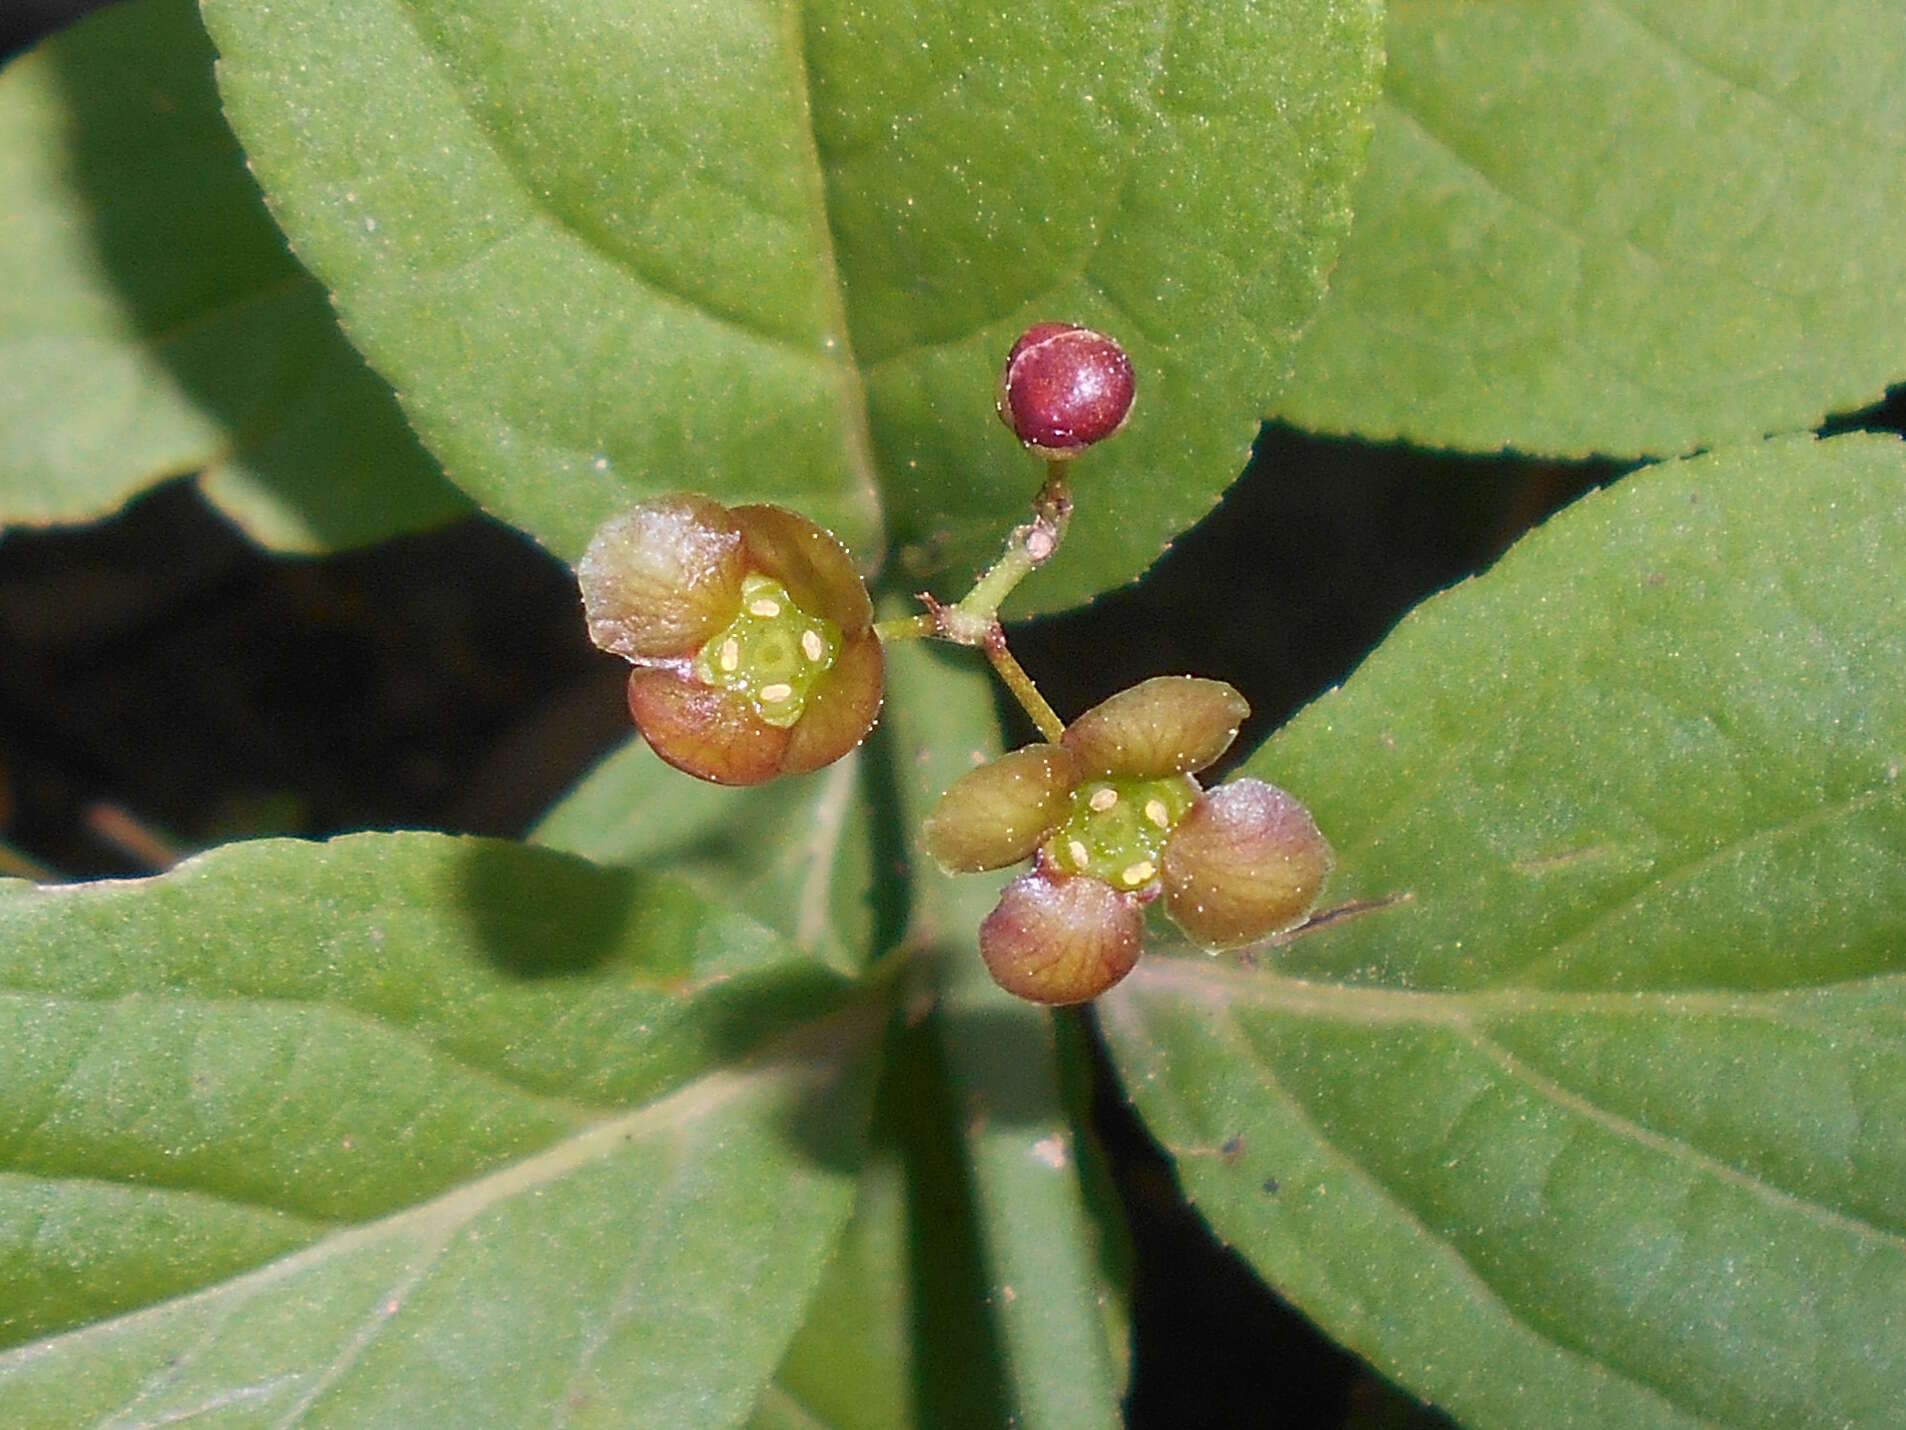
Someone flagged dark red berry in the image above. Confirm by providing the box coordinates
[997,323,1135,457]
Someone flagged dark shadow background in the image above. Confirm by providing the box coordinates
[5,6,1903,1426]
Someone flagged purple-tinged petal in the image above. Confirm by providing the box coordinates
[1161,779,1333,950]
[923,744,1080,873]
[579,496,745,659]
[980,868,1144,1005]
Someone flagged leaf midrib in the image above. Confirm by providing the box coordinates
[376,0,885,549]
[1137,994,1707,1426]
[783,0,883,548]
[1121,963,1906,1247]
[0,1004,875,1386]
[1123,958,1906,1025]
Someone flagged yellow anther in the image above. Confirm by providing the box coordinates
[1120,860,1156,887]
[748,597,783,617]
[1144,798,1170,828]
[1088,787,1118,812]
[800,629,825,661]
[759,682,794,704]
[1067,839,1090,868]
[718,639,741,673]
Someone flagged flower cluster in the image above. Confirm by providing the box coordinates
[577,495,883,785]
[573,322,1335,1007]
[923,677,1333,1004]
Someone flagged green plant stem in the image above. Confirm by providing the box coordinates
[941,461,1072,641]
[872,611,936,643]
[878,460,1075,733]
[984,628,1068,742]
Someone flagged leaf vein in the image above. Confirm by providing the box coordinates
[555,1132,692,1419]
[0,1009,872,1393]
[1204,1004,1726,1425]
[1596,0,1904,156]
[376,0,854,382]
[859,0,1178,375]
[793,751,859,955]
[267,1219,466,1427]
[784,0,885,535]
[1122,992,1701,1423]
[0,987,609,1126]
[1492,780,1902,988]
[1466,1028,1906,1252]
[1384,97,1808,358]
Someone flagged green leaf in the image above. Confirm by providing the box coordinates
[880,640,1128,1426]
[1103,434,1906,1426]
[199,0,1384,611]
[1278,1,1906,458]
[752,1014,1013,1430]
[0,832,878,1424]
[0,0,469,550]
[535,738,886,978]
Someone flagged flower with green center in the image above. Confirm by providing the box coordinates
[923,676,1333,1004]
[577,495,883,784]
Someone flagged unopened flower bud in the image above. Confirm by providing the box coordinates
[996,323,1135,458]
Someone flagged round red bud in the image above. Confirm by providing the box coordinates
[997,323,1135,458]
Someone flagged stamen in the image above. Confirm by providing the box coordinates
[1088,787,1118,811]
[1120,860,1156,887]
[1143,798,1170,828]
[748,597,783,617]
[1067,839,1090,869]
[759,682,794,704]
[719,639,741,672]
[800,629,825,661]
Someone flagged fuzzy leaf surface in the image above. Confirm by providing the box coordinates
[535,738,883,978]
[0,832,877,1426]
[200,0,1383,611]
[1103,434,1906,1427]
[0,0,467,548]
[1279,0,1906,458]
[882,641,1128,1426]
[750,1013,1015,1430]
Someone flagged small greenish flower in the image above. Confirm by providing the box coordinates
[924,677,1332,1004]
[577,496,883,785]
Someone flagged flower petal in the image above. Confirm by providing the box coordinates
[1062,676,1250,779]
[780,630,885,775]
[922,744,1080,873]
[626,668,790,786]
[732,503,874,637]
[979,869,1143,1005]
[578,496,745,659]
[1161,779,1333,950]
